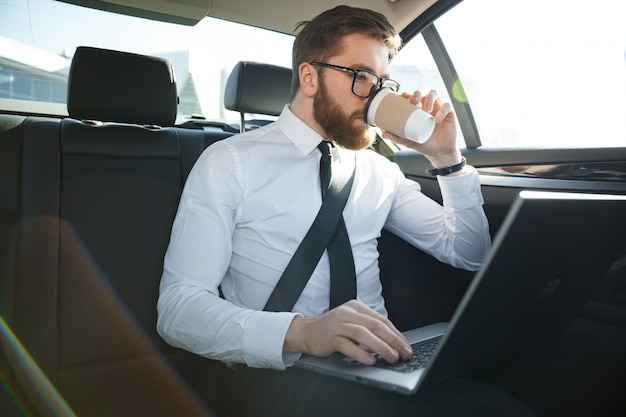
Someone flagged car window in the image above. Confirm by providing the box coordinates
[389,34,466,150]
[431,0,626,149]
[0,0,294,124]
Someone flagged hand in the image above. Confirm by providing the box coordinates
[284,300,412,366]
[382,89,462,169]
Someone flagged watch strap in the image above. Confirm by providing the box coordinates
[426,156,466,176]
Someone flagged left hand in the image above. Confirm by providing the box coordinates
[284,300,412,366]
[381,89,462,168]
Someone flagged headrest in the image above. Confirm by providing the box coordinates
[67,46,178,126]
[224,61,292,117]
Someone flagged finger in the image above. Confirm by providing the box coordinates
[400,90,421,104]
[381,130,421,150]
[334,336,377,366]
[361,317,412,362]
[434,101,454,124]
[332,320,398,365]
[409,90,423,106]
[351,325,402,364]
[338,302,411,362]
[344,300,408,344]
[345,300,404,338]
[421,89,439,113]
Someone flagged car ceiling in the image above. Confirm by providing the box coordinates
[59,0,439,34]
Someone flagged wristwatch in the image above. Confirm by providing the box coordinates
[426,156,467,176]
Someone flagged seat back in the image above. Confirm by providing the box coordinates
[0,114,28,324]
[2,46,218,416]
[67,46,178,126]
[224,60,292,132]
[378,230,473,331]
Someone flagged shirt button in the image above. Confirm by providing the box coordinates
[264,363,273,369]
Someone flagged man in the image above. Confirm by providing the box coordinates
[157,6,536,417]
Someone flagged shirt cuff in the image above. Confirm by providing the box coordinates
[437,165,484,210]
[241,310,302,370]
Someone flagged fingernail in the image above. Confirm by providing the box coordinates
[403,346,413,359]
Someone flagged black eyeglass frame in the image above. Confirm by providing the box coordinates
[309,61,400,99]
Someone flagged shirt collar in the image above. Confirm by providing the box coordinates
[275,105,325,156]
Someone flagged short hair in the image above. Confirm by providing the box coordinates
[291,5,402,97]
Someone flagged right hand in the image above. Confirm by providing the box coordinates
[283,299,412,366]
[383,89,461,169]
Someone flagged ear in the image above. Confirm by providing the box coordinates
[298,62,318,97]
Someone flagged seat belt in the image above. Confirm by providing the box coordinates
[263,151,356,312]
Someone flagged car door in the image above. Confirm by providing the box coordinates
[384,0,626,333]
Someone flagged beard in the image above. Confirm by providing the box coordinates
[312,81,376,151]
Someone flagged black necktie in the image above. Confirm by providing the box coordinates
[317,141,357,309]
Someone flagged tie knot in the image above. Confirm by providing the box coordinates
[317,141,333,159]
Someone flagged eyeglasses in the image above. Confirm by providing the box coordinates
[310,62,400,99]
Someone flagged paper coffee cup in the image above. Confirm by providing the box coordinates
[365,87,435,144]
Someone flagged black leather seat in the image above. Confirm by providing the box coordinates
[0,50,471,416]
[0,55,299,417]
[224,60,292,132]
[1,46,218,417]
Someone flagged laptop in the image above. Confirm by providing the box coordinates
[295,190,626,395]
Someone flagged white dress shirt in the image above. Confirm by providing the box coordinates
[157,105,490,370]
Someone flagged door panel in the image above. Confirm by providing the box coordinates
[393,147,626,235]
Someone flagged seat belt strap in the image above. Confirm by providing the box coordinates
[263,152,356,312]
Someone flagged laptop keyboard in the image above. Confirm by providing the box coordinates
[343,335,442,373]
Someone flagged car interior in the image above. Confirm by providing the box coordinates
[1,0,625,416]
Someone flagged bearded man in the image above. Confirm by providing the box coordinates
[155,6,521,417]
